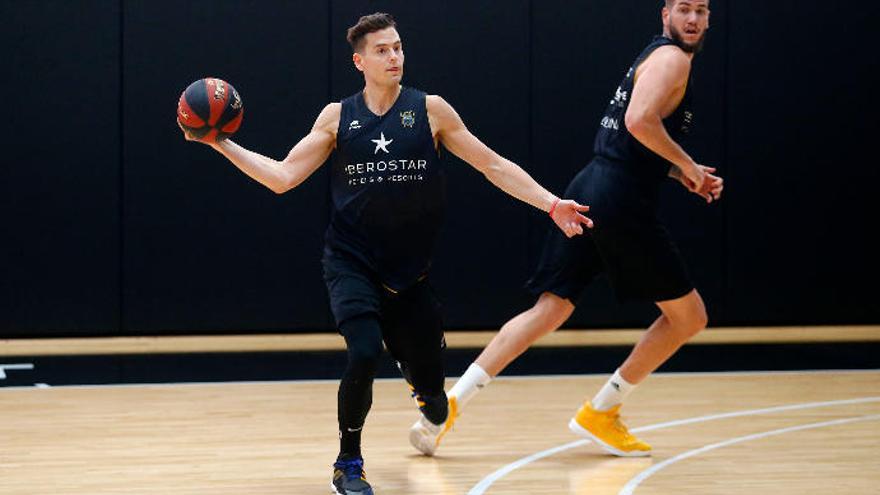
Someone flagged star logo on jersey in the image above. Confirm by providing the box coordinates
[371,132,393,154]
[400,110,416,128]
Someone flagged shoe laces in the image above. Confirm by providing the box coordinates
[609,413,633,438]
[335,458,366,481]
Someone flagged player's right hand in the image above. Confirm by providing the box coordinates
[177,120,214,145]
[177,120,198,142]
[696,166,723,203]
[680,163,707,194]
[679,165,723,203]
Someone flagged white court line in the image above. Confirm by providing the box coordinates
[619,413,880,495]
[1,368,877,392]
[0,363,34,379]
[467,396,880,495]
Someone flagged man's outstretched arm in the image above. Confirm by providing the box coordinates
[181,103,339,194]
[427,95,592,237]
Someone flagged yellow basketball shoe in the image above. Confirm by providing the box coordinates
[409,396,458,456]
[568,403,651,457]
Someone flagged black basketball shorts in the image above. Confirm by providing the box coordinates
[527,157,693,303]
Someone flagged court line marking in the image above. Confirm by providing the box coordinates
[1,368,877,391]
[620,413,880,494]
[0,363,34,379]
[467,396,880,494]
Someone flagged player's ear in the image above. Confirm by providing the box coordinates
[353,52,364,72]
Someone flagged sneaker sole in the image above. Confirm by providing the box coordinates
[409,396,458,457]
[329,480,373,495]
[568,418,651,457]
[409,422,437,456]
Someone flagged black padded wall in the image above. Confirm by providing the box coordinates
[120,1,331,333]
[3,1,121,336]
[3,1,878,337]
[724,0,880,324]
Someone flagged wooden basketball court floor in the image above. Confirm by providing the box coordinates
[2,328,879,494]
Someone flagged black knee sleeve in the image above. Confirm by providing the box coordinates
[337,314,384,458]
[341,314,384,383]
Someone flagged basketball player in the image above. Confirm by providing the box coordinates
[181,12,592,495]
[411,0,723,458]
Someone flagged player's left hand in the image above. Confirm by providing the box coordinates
[551,199,594,238]
[677,165,723,203]
[691,166,723,203]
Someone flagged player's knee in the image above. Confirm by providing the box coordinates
[695,308,709,331]
[683,307,708,338]
[534,293,574,328]
[347,342,383,376]
[341,315,384,374]
[661,309,706,341]
[350,343,382,364]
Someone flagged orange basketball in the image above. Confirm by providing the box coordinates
[177,77,243,143]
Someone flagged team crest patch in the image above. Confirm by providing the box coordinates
[400,110,416,128]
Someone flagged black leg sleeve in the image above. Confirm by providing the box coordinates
[337,314,384,459]
[382,281,448,425]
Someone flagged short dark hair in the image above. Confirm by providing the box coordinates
[666,0,710,6]
[346,12,397,53]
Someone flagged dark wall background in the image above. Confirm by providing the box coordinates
[3,1,121,335]
[3,1,878,337]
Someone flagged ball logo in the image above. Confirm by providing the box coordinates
[231,89,242,110]
[212,79,226,101]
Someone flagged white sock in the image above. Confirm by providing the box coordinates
[590,369,636,411]
[448,363,492,411]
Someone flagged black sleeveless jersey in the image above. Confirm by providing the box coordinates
[593,36,694,183]
[325,86,445,291]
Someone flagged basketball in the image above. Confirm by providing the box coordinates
[177,77,243,143]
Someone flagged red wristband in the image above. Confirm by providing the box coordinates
[548,197,560,219]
